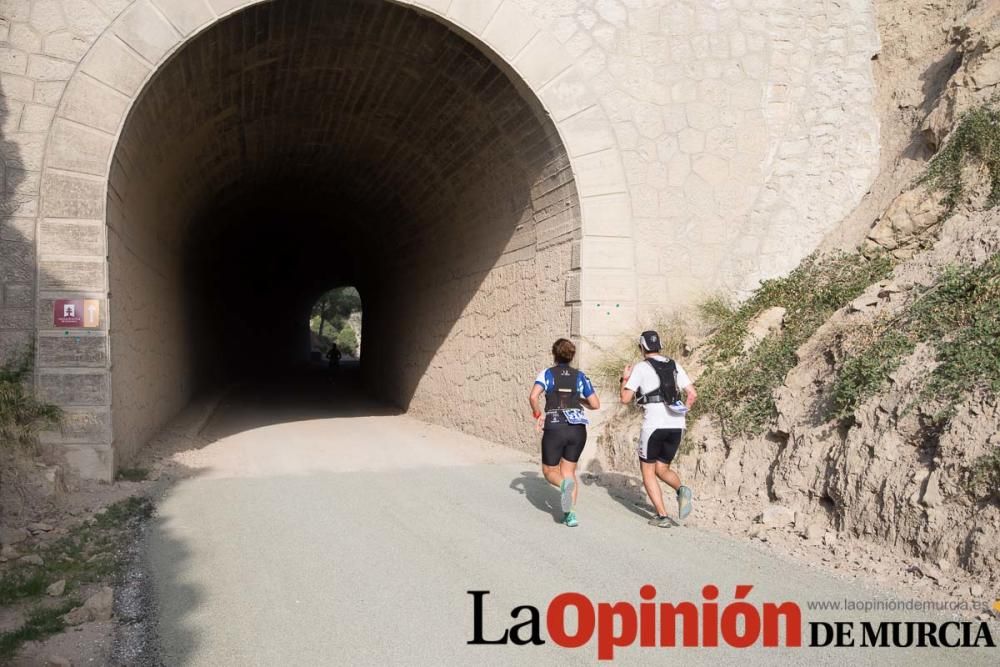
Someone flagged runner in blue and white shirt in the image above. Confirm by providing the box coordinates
[528,338,600,527]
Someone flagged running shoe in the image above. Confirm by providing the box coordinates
[647,514,672,527]
[560,478,575,513]
[677,486,693,520]
[564,511,579,527]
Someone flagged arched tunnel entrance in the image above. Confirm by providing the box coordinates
[107,0,581,464]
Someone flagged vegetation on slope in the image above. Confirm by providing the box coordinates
[921,102,1000,213]
[0,345,61,452]
[692,103,1000,439]
[830,254,1000,418]
[693,252,894,437]
[830,252,1000,425]
[590,316,686,388]
[0,496,154,659]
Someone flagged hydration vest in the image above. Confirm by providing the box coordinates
[636,358,680,405]
[545,365,580,416]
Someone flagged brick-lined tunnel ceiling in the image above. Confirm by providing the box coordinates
[113,0,563,253]
[106,0,580,459]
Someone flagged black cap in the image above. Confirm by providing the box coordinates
[639,330,661,352]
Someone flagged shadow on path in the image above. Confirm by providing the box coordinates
[201,362,401,441]
[581,461,659,521]
[508,471,563,523]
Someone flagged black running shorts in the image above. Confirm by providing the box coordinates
[541,424,587,466]
[638,428,683,464]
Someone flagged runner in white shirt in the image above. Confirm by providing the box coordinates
[620,330,697,528]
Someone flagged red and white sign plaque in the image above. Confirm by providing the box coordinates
[54,299,99,328]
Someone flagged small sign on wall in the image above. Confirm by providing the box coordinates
[54,299,100,328]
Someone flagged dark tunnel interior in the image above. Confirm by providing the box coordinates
[184,193,369,381]
[106,0,581,462]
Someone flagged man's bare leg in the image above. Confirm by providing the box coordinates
[640,461,668,517]
[657,461,693,519]
[655,462,681,491]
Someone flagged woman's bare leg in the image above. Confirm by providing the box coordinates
[559,459,579,506]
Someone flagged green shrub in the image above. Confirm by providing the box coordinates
[695,294,735,330]
[0,345,61,451]
[695,336,799,436]
[116,467,148,482]
[830,330,915,418]
[0,570,48,604]
[590,316,687,387]
[829,252,1000,421]
[0,600,77,660]
[0,495,152,658]
[310,287,361,337]
[703,252,893,366]
[693,252,894,436]
[911,255,1000,401]
[921,102,1000,212]
[93,495,154,529]
[0,496,153,607]
[335,326,358,356]
[967,449,1000,500]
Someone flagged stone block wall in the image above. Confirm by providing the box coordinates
[509,0,880,317]
[0,0,881,478]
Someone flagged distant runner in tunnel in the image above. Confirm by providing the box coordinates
[529,339,600,527]
[326,346,342,372]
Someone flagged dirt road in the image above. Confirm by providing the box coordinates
[142,372,994,665]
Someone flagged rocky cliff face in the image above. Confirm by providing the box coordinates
[610,0,1000,594]
[688,205,999,578]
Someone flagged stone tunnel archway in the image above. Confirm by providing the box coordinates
[36,0,635,479]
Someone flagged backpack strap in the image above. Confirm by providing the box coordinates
[636,358,679,405]
[544,365,580,412]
